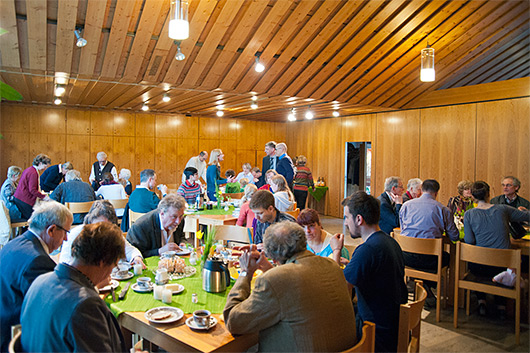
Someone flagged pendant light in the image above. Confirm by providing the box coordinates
[420,43,435,82]
[169,0,189,40]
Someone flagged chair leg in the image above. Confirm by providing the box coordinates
[466,289,470,316]
[436,281,441,322]
[442,271,447,309]
[453,286,459,328]
[516,297,520,345]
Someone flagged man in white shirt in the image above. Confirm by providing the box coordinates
[181,151,208,183]
[89,152,118,191]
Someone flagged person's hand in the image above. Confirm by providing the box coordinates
[158,243,182,255]
[339,257,350,266]
[43,195,51,202]
[96,276,111,289]
[517,206,528,211]
[256,253,274,273]
[159,184,168,195]
[256,243,264,251]
[132,256,146,269]
[390,192,403,205]
[330,233,344,252]
[239,245,261,275]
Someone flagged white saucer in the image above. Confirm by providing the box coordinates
[145,307,184,324]
[186,316,217,330]
[176,248,191,256]
[99,280,119,292]
[132,283,153,293]
[111,271,134,281]
[164,283,184,294]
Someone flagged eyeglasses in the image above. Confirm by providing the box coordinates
[54,224,69,233]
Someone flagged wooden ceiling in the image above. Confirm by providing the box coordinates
[0,0,529,121]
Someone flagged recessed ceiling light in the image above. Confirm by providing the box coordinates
[255,57,265,72]
[332,111,340,117]
[141,104,149,111]
[251,96,258,101]
[54,84,66,97]
[162,93,171,102]
[216,110,224,117]
[251,103,258,109]
[53,97,62,105]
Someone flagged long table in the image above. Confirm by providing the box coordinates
[107,257,257,352]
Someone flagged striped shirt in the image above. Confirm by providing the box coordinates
[293,166,314,192]
[177,181,201,204]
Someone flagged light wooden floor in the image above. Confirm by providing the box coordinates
[320,216,529,353]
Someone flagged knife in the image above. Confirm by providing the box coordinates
[119,282,131,300]
[110,286,117,302]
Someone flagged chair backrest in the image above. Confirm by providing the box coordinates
[107,199,128,210]
[222,192,244,199]
[8,330,22,353]
[65,201,95,214]
[214,225,252,245]
[342,321,375,353]
[129,209,146,227]
[397,280,427,353]
[458,242,521,269]
[285,208,300,218]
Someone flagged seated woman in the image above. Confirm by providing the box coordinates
[296,208,349,261]
[236,184,257,228]
[464,181,529,317]
[95,173,127,216]
[447,180,474,217]
[270,175,295,212]
[258,169,278,191]
[1,166,24,222]
[118,168,133,195]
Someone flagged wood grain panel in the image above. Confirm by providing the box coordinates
[30,133,66,166]
[0,105,27,133]
[155,114,179,138]
[236,150,257,173]
[113,112,135,136]
[198,117,220,139]
[0,0,20,68]
[475,97,530,198]
[0,133,30,174]
[28,106,65,134]
[219,118,238,141]
[199,139,221,162]
[66,134,91,181]
[177,138,199,180]
[66,109,91,135]
[77,0,107,75]
[374,110,420,196]
[177,115,199,139]
[54,0,78,73]
[136,113,155,137]
[235,120,256,150]
[274,122,286,143]
[135,137,156,174]
[255,121,275,151]
[26,0,47,71]
[90,111,114,135]
[154,137,178,186]
[419,104,477,206]
[219,139,237,174]
[113,136,136,177]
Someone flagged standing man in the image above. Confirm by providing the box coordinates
[224,221,357,352]
[89,151,118,191]
[377,176,405,234]
[0,202,73,351]
[275,143,295,189]
[490,176,530,210]
[249,190,295,245]
[181,151,208,184]
[40,161,74,192]
[331,191,408,353]
[402,178,422,203]
[260,141,277,186]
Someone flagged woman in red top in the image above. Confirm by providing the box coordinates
[13,154,51,220]
[292,155,314,210]
[236,184,257,227]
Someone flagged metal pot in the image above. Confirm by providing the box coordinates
[202,257,230,293]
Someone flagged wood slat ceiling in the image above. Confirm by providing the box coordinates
[0,0,529,122]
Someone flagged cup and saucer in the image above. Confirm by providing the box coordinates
[111,263,133,280]
[132,277,153,293]
[186,310,217,330]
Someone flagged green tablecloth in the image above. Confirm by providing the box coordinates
[187,206,235,216]
[105,257,232,317]
[309,186,329,202]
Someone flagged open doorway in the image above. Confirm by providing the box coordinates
[344,142,372,198]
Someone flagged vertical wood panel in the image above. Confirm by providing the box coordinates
[419,105,476,205]
[220,119,239,141]
[113,136,136,182]
[66,135,90,180]
[236,120,256,150]
[29,106,65,134]
[136,113,155,137]
[199,117,220,139]
[30,133,66,166]
[177,138,199,181]
[236,150,257,172]
[475,97,530,198]
[114,112,135,136]
[155,114,179,138]
[66,109,91,135]
[199,139,221,160]
[91,111,114,135]
[1,133,30,173]
[155,138,178,186]
[135,137,155,176]
[0,105,28,132]
[90,135,114,167]
[219,139,237,174]
[177,115,199,139]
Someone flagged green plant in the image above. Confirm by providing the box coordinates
[200,226,217,267]
[0,81,23,101]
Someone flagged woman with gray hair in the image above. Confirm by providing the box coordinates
[447,180,474,217]
[119,168,133,195]
[402,178,422,203]
[1,166,23,221]
[13,154,52,220]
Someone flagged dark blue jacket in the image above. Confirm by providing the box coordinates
[277,155,294,189]
[377,192,402,235]
[40,164,64,192]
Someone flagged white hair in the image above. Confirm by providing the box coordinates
[96,151,107,159]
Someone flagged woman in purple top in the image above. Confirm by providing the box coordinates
[13,154,51,219]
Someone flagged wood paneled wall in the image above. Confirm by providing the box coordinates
[286,97,529,218]
[0,104,286,188]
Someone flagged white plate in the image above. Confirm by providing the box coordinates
[99,280,119,292]
[132,283,153,293]
[169,266,197,280]
[111,271,134,281]
[164,283,185,294]
[186,316,217,331]
[145,307,184,324]
[176,248,192,256]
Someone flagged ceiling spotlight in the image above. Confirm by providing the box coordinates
[175,44,185,61]
[74,29,87,48]
[54,84,66,97]
[288,109,296,122]
[216,110,224,117]
[53,97,62,105]
[255,57,265,73]
[169,0,189,40]
[162,93,171,102]
[141,104,149,111]
[251,95,258,101]
[305,107,314,120]
[332,110,340,117]
[251,103,258,109]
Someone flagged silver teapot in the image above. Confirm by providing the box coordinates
[202,257,230,293]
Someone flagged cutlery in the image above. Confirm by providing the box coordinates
[110,286,117,302]
[119,282,131,300]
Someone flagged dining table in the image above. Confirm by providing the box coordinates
[104,256,257,352]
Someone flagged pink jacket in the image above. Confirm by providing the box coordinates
[14,166,45,206]
[236,202,255,228]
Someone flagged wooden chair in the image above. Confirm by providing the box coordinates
[107,199,128,210]
[285,208,300,218]
[453,242,521,344]
[214,225,252,245]
[184,217,200,248]
[222,192,244,199]
[129,210,146,227]
[397,280,428,353]
[65,201,95,214]
[342,321,375,353]
[8,328,21,353]
[393,232,447,322]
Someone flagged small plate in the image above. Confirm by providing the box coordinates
[111,271,134,281]
[132,283,153,293]
[186,316,217,331]
[145,307,184,324]
[164,283,184,294]
[169,266,197,280]
[176,248,192,256]
[99,280,119,292]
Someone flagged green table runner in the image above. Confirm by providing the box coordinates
[309,186,329,202]
[106,257,232,317]
[188,206,235,216]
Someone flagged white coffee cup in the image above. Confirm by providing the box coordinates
[193,309,211,327]
[137,277,151,289]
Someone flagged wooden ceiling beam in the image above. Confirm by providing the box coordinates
[54,0,78,74]
[78,0,108,76]
[0,1,21,68]
[25,0,47,71]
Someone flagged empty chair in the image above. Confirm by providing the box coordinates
[342,321,375,353]
[214,225,252,245]
[397,280,428,353]
[129,209,146,227]
[65,201,94,214]
[393,232,447,322]
[453,242,521,345]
